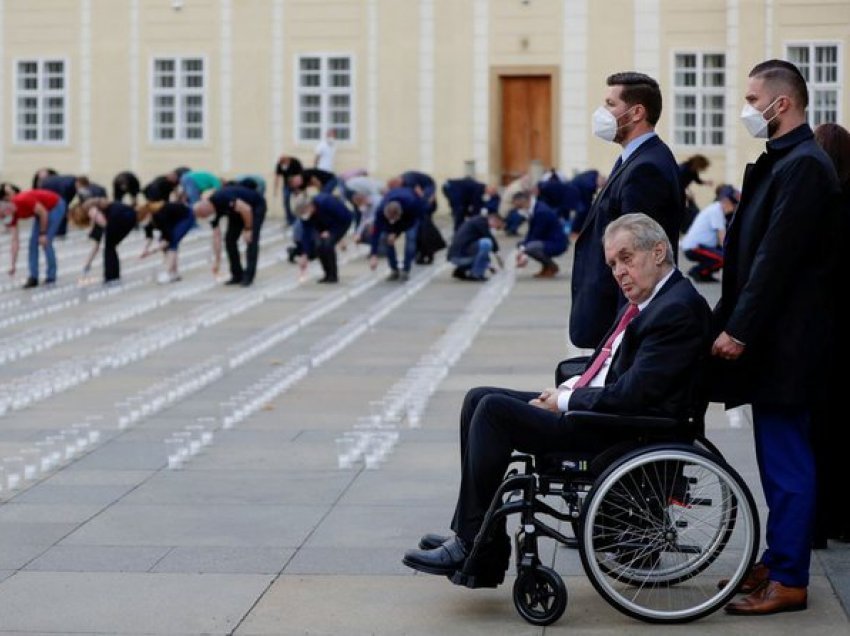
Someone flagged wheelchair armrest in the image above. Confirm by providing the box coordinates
[563,410,682,432]
[555,355,591,385]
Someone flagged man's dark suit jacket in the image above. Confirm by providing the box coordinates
[569,269,711,419]
[522,200,567,256]
[712,124,841,408]
[569,134,682,349]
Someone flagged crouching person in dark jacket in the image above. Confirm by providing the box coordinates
[448,212,503,282]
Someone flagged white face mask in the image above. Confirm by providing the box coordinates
[592,107,618,142]
[740,97,781,139]
[592,106,635,143]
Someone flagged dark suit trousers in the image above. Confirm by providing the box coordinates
[752,404,815,587]
[224,205,266,283]
[449,386,618,545]
[103,213,136,282]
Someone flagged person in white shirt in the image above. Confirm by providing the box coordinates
[314,129,337,172]
[680,185,739,282]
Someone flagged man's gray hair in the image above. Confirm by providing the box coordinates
[603,213,674,265]
[384,200,402,219]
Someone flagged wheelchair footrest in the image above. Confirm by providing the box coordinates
[450,568,505,589]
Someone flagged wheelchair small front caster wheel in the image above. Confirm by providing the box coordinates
[512,565,567,626]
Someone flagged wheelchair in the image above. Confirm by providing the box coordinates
[450,358,760,626]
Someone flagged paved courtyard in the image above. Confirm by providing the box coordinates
[0,221,848,635]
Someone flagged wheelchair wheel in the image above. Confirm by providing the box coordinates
[578,445,758,623]
[512,565,567,626]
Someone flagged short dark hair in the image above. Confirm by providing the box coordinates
[686,154,710,171]
[607,71,662,125]
[748,59,809,109]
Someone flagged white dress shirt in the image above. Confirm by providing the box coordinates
[557,268,675,411]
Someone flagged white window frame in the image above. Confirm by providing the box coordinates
[293,52,356,145]
[148,55,208,144]
[784,41,843,127]
[12,57,70,146]
[670,50,726,149]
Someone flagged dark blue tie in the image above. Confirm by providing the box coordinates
[611,156,623,174]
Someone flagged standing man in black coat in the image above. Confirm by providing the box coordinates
[402,213,711,586]
[713,60,841,617]
[569,72,682,349]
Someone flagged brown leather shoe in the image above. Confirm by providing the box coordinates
[534,263,559,278]
[718,561,770,593]
[725,581,807,615]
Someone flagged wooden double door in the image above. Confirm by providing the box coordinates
[499,75,552,185]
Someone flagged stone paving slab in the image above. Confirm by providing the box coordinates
[0,502,104,524]
[59,502,329,549]
[0,572,271,634]
[121,469,351,506]
[150,546,295,575]
[23,545,170,573]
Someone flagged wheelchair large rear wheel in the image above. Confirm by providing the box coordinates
[578,445,758,623]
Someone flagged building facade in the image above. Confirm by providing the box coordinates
[0,0,847,205]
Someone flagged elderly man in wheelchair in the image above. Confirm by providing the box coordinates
[402,213,758,625]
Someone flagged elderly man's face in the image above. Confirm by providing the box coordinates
[604,229,666,305]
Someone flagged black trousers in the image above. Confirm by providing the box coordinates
[103,211,137,281]
[315,227,347,280]
[225,205,266,283]
[450,386,625,545]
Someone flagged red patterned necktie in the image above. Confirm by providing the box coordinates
[573,304,639,389]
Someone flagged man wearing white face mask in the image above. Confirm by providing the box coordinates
[570,72,683,349]
[710,59,842,617]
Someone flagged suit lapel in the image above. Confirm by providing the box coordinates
[581,135,661,232]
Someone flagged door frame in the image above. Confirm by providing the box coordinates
[490,65,560,185]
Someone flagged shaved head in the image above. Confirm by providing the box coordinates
[749,59,808,110]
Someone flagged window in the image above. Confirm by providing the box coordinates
[672,53,725,147]
[786,43,841,126]
[14,59,67,144]
[295,54,353,143]
[151,57,205,142]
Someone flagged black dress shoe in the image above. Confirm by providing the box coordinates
[224,278,241,285]
[402,536,467,576]
[240,279,253,287]
[318,276,338,284]
[418,533,450,550]
[22,277,38,289]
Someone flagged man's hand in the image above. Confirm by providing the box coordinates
[711,331,745,360]
[529,388,560,413]
[386,233,396,246]
[38,234,47,247]
[297,254,308,272]
[368,255,379,270]
[8,265,15,276]
[242,228,253,244]
[516,251,528,268]
[319,231,330,240]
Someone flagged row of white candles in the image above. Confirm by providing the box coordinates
[336,257,517,470]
